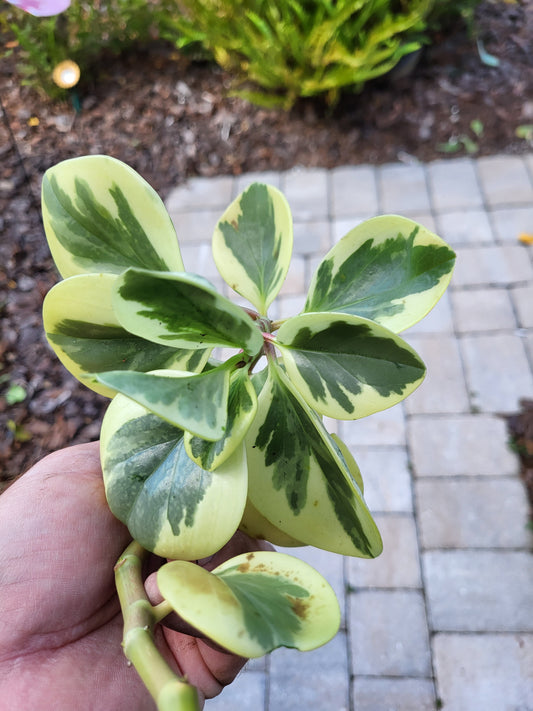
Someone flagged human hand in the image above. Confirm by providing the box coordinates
[0,442,267,710]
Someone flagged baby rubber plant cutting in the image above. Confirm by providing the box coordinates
[41,155,455,710]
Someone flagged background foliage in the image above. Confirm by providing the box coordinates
[1,0,485,104]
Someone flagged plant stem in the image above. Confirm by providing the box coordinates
[115,541,200,711]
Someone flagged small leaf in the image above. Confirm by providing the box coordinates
[437,140,462,154]
[43,274,208,397]
[276,312,426,419]
[184,367,257,470]
[113,268,263,356]
[157,551,340,657]
[96,366,231,441]
[470,119,484,138]
[245,360,382,558]
[101,395,247,559]
[461,135,479,155]
[305,216,455,333]
[516,125,533,141]
[7,419,32,442]
[42,155,183,278]
[5,385,26,405]
[239,498,305,547]
[212,183,293,314]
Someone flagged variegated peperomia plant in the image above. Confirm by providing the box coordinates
[41,155,455,710]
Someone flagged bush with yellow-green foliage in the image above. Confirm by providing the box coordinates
[169,0,435,108]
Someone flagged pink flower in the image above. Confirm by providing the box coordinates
[5,0,71,16]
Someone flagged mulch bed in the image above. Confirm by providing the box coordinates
[506,401,533,524]
[1,0,532,489]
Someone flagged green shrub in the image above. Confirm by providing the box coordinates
[167,0,435,108]
[0,0,181,98]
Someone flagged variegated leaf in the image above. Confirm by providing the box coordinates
[101,395,247,559]
[212,183,293,314]
[157,551,340,657]
[184,367,257,471]
[96,366,231,441]
[43,273,209,397]
[113,268,264,356]
[305,215,456,333]
[245,361,382,558]
[330,433,364,494]
[42,155,183,278]
[275,312,425,419]
[239,498,305,547]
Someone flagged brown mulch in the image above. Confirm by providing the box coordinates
[1,0,533,489]
[506,401,533,524]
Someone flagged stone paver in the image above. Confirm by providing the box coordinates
[451,287,516,332]
[342,406,407,447]
[349,591,432,677]
[427,158,483,211]
[477,155,533,206]
[352,678,436,711]
[436,208,495,245]
[407,414,518,477]
[460,333,533,412]
[490,205,533,242]
[423,551,533,631]
[452,244,533,286]
[378,162,431,214]
[402,335,470,414]
[512,283,533,328]
[416,478,532,549]
[208,671,266,710]
[330,165,378,216]
[348,446,413,512]
[281,168,329,220]
[167,156,533,711]
[292,219,331,254]
[269,634,349,711]
[347,514,421,588]
[170,208,222,243]
[166,174,234,212]
[433,634,533,711]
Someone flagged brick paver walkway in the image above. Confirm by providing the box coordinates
[165,154,533,711]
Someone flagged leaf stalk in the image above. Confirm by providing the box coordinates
[115,541,200,711]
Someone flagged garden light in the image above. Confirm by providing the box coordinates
[52,60,80,89]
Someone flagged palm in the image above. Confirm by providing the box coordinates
[0,443,248,710]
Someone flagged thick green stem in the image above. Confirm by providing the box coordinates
[115,541,200,711]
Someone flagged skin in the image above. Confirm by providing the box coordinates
[0,442,269,710]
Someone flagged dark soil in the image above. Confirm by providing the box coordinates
[1,1,532,488]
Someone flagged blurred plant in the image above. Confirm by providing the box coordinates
[0,0,181,98]
[437,118,484,155]
[4,384,27,405]
[516,124,533,146]
[166,0,435,108]
[6,419,32,442]
[4,0,70,16]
